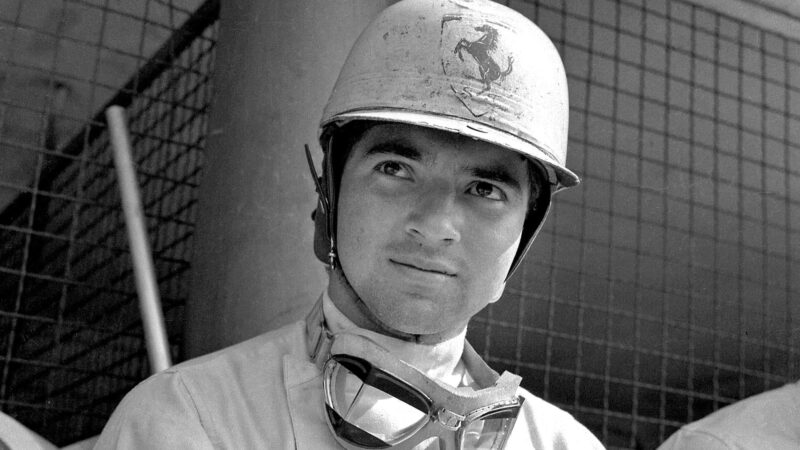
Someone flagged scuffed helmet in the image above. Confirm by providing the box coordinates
[309,0,578,278]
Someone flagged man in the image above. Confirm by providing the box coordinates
[658,380,800,449]
[95,0,604,448]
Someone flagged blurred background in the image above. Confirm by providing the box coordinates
[0,0,797,448]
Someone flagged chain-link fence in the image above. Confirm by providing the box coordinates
[0,0,216,444]
[469,1,800,448]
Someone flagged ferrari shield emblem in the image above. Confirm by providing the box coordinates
[441,16,514,117]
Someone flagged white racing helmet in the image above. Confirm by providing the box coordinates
[308,0,578,278]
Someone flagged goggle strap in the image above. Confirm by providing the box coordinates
[461,340,518,390]
[324,135,337,270]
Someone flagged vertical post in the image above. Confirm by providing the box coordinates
[105,105,172,373]
[185,0,395,358]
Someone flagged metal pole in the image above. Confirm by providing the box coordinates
[105,105,172,373]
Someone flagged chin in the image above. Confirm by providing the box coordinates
[369,299,439,333]
[375,303,466,337]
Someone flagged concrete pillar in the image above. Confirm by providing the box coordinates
[185,1,395,358]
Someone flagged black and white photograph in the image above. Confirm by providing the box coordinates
[0,1,798,449]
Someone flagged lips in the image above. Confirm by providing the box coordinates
[390,258,457,277]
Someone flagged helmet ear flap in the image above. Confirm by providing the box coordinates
[305,142,336,267]
[312,184,332,265]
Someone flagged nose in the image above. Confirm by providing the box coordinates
[405,186,461,245]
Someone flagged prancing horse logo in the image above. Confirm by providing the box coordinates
[453,25,513,95]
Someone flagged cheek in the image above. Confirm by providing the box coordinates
[480,227,521,304]
[497,231,522,270]
[336,193,363,256]
[461,213,524,301]
[336,179,386,261]
[469,214,525,261]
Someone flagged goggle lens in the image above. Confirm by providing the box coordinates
[460,409,517,449]
[326,357,429,446]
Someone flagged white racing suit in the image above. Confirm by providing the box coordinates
[95,293,604,449]
[658,380,800,450]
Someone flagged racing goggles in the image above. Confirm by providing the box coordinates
[322,333,524,449]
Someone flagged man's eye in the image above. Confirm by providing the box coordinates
[375,161,409,178]
[468,181,505,201]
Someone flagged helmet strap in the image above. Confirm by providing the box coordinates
[324,134,338,270]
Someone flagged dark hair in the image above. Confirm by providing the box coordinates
[328,120,375,194]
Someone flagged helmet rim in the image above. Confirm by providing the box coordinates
[322,109,580,192]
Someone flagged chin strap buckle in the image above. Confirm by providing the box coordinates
[328,248,336,271]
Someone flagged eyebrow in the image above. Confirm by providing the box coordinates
[361,141,422,161]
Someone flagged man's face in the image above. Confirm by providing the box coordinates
[336,123,531,336]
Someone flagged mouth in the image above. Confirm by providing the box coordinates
[390,259,457,277]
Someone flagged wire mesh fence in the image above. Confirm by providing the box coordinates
[0,0,216,444]
[0,0,798,448]
[469,0,800,448]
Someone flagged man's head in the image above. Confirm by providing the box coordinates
[335,122,540,336]
[309,0,577,340]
